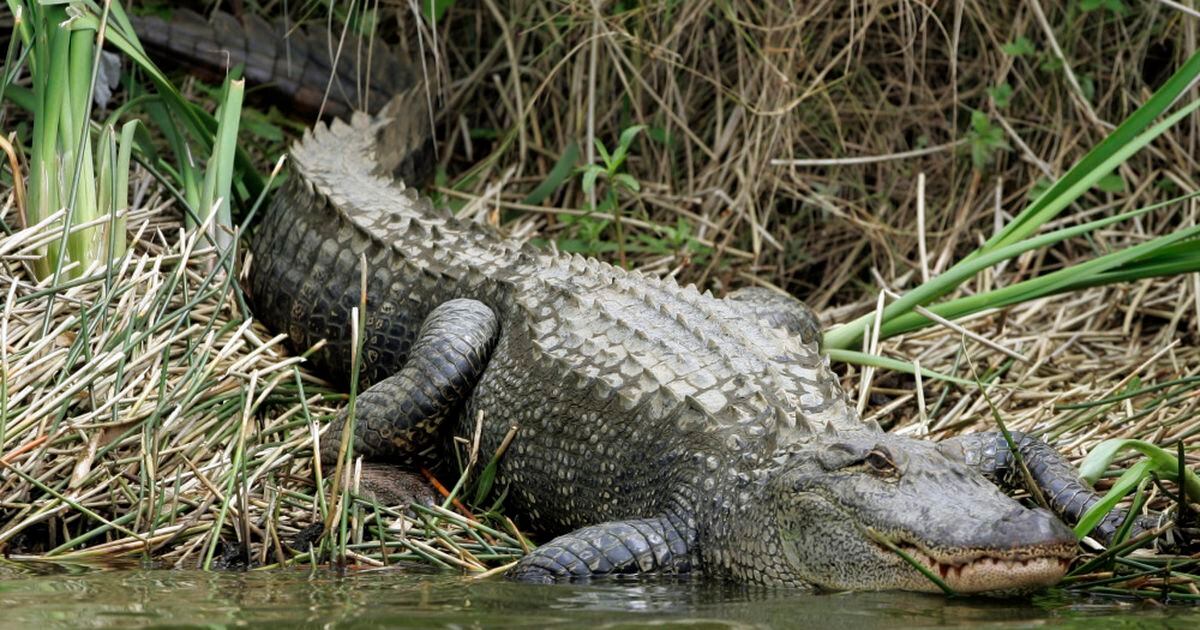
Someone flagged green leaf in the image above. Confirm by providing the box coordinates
[618,124,646,150]
[593,138,613,169]
[611,124,646,168]
[1002,36,1036,57]
[1040,57,1064,73]
[988,83,1014,108]
[1027,176,1053,201]
[1078,438,1200,500]
[968,111,1009,169]
[1078,74,1096,103]
[1096,173,1124,193]
[612,172,640,193]
[648,125,672,145]
[197,77,244,254]
[469,127,500,140]
[523,142,579,205]
[581,165,604,196]
[970,110,990,133]
[424,0,457,22]
[240,109,284,143]
[473,457,499,506]
[670,218,692,247]
[1074,460,1152,539]
[1081,0,1129,15]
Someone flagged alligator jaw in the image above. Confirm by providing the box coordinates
[879,536,1074,594]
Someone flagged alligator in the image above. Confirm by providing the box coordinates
[137,10,1150,593]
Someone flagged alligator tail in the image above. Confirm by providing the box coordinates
[249,80,524,382]
[129,9,414,118]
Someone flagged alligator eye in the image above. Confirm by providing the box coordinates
[864,449,897,475]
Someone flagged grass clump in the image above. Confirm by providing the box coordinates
[0,200,522,571]
[8,0,123,281]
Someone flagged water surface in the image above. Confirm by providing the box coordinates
[0,565,1194,629]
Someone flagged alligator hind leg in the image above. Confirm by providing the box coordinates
[320,298,499,505]
[510,514,696,582]
[938,432,1157,545]
[727,286,823,346]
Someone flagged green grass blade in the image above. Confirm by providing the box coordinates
[824,348,975,386]
[144,100,201,211]
[824,193,1188,350]
[522,142,579,206]
[870,221,1200,339]
[61,16,105,277]
[1055,237,1200,287]
[1074,460,1152,539]
[1078,438,1200,500]
[978,48,1200,256]
[198,78,245,254]
[107,119,139,262]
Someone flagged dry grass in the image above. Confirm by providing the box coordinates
[417,1,1198,308]
[0,192,524,572]
[0,0,1198,597]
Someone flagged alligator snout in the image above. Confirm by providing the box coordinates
[893,506,1076,594]
[989,506,1077,552]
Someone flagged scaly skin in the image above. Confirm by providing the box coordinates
[129,9,412,117]
[137,9,1148,593]
[241,93,1152,593]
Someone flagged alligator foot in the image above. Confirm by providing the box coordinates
[288,466,435,554]
[510,515,695,582]
[938,431,1158,546]
[355,463,438,508]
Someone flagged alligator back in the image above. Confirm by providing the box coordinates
[247,88,869,532]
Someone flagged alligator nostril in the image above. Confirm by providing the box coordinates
[1027,508,1075,543]
[1002,506,1025,523]
[985,506,1075,547]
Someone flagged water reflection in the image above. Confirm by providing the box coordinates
[0,565,1194,629]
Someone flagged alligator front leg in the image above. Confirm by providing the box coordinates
[320,298,498,505]
[510,515,696,582]
[937,432,1155,545]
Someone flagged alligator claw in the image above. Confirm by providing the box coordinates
[1087,510,1164,548]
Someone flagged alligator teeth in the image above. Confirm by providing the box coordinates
[894,543,1071,593]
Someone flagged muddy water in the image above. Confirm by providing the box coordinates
[0,565,1195,628]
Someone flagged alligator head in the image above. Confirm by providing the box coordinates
[714,433,1076,593]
